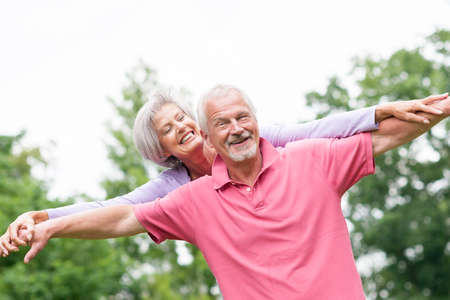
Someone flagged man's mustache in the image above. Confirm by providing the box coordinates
[226,131,252,145]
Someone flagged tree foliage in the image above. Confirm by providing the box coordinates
[2,29,448,299]
[305,29,449,300]
[0,133,128,299]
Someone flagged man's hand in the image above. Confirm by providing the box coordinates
[375,93,447,123]
[0,211,47,257]
[2,211,49,250]
[372,93,449,157]
[23,222,52,264]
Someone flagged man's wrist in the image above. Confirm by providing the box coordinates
[374,103,393,123]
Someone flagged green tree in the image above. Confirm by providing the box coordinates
[0,132,128,300]
[305,29,449,300]
[101,62,217,299]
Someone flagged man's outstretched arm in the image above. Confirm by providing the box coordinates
[372,93,449,157]
[23,205,145,263]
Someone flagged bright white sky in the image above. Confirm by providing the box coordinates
[1,0,449,200]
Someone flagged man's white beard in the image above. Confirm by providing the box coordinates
[228,142,257,162]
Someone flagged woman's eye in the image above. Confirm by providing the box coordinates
[177,114,185,121]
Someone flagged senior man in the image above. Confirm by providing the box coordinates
[14,86,450,299]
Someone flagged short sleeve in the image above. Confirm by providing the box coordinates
[323,133,375,196]
[286,133,375,197]
[133,184,196,245]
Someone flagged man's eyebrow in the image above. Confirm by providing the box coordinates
[212,117,227,122]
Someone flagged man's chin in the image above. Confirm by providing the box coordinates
[227,144,257,162]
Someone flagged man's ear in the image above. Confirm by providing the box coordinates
[201,129,214,148]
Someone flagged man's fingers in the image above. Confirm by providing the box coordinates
[403,113,430,124]
[9,224,27,246]
[24,243,42,264]
[19,227,34,243]
[10,223,34,246]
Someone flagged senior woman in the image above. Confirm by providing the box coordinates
[0,86,441,255]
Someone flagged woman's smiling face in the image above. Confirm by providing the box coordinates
[152,102,204,161]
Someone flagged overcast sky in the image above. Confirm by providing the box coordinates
[1,0,449,199]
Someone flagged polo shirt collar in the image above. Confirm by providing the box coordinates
[211,138,280,189]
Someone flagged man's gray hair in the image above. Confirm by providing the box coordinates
[196,85,257,134]
[133,90,195,168]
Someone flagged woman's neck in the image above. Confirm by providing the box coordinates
[183,155,212,180]
[181,140,216,181]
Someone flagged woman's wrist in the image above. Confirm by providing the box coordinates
[27,211,49,224]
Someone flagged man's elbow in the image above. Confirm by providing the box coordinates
[371,133,395,157]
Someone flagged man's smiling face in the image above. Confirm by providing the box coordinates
[205,91,259,163]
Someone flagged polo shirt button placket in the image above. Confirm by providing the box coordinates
[246,187,251,192]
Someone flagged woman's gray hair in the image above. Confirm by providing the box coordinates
[133,90,195,168]
[196,84,257,134]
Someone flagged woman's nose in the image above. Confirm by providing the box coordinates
[175,121,187,133]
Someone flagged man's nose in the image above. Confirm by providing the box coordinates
[230,119,244,134]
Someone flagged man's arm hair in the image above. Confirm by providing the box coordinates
[23,205,145,263]
[372,94,449,157]
[50,205,145,239]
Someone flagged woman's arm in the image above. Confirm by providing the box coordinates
[261,99,443,147]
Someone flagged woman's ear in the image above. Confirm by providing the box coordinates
[161,148,171,158]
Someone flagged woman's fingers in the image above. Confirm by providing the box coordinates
[0,242,8,257]
[416,103,443,115]
[0,233,19,257]
[10,216,35,246]
[421,93,448,105]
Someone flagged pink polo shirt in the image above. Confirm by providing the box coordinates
[134,133,374,300]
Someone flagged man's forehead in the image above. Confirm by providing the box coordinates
[205,95,250,119]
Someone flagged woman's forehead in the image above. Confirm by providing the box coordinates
[152,103,183,125]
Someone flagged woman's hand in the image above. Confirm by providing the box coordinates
[0,228,31,257]
[375,93,447,123]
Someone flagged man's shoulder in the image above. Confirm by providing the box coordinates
[283,133,370,156]
[283,137,331,153]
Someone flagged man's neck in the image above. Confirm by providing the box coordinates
[226,151,263,187]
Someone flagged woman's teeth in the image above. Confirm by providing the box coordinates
[181,132,194,144]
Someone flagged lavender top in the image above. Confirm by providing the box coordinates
[47,107,378,219]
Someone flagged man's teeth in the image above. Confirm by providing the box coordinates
[230,137,248,145]
[181,132,194,144]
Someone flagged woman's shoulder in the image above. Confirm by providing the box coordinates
[159,165,190,183]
